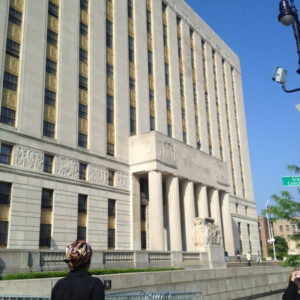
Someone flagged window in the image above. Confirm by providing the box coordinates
[149,89,154,101]
[163,24,167,46]
[78,194,87,213]
[106,95,114,124]
[0,182,11,205]
[178,37,181,58]
[78,133,87,148]
[9,7,22,26]
[128,0,133,18]
[107,143,114,156]
[141,231,146,250]
[292,224,296,232]
[47,29,58,46]
[80,22,88,36]
[79,75,88,91]
[165,63,169,86]
[108,199,116,217]
[286,225,290,231]
[77,226,86,241]
[108,228,115,249]
[79,163,87,180]
[183,132,187,143]
[129,36,134,62]
[79,103,87,119]
[180,74,184,95]
[193,84,197,103]
[146,10,151,33]
[42,189,53,209]
[150,116,155,131]
[46,58,57,75]
[79,48,88,63]
[0,107,15,126]
[181,109,185,119]
[3,72,18,91]
[191,48,194,68]
[48,1,59,18]
[162,2,167,13]
[43,121,55,138]
[44,154,53,173]
[106,20,113,48]
[130,106,136,135]
[167,125,172,137]
[166,100,170,110]
[39,224,51,248]
[106,64,113,77]
[6,39,20,58]
[129,78,135,90]
[148,51,153,75]
[80,0,88,10]
[0,144,12,165]
[108,170,115,186]
[45,89,56,106]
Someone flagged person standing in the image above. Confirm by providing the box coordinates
[224,250,229,262]
[51,240,105,300]
[247,251,252,266]
[236,249,241,263]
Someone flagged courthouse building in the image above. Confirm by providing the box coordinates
[0,0,259,256]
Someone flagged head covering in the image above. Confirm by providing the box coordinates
[64,240,92,269]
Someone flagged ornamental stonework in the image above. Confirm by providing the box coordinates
[115,171,129,190]
[88,164,108,185]
[55,156,79,179]
[159,140,176,166]
[14,145,44,172]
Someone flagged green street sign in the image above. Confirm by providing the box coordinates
[282,176,300,187]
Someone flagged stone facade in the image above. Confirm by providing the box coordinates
[0,0,259,256]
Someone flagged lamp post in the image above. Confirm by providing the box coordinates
[278,0,300,74]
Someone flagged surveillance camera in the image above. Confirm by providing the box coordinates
[271,67,287,84]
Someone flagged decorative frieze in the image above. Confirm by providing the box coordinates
[159,140,176,167]
[115,171,129,190]
[88,164,108,185]
[54,156,79,179]
[14,145,44,172]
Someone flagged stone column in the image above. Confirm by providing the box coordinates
[131,174,141,250]
[221,193,235,255]
[209,188,223,245]
[148,171,164,250]
[196,185,209,219]
[166,176,182,251]
[182,181,196,251]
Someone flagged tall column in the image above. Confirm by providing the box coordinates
[209,188,223,245]
[130,174,141,250]
[148,171,164,250]
[196,185,209,219]
[166,176,182,251]
[182,181,196,251]
[221,193,235,255]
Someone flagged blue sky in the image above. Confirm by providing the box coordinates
[185,0,300,215]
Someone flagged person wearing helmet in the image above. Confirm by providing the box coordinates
[51,240,105,300]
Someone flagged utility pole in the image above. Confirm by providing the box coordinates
[266,201,277,260]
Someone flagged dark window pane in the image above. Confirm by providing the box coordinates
[108,199,115,217]
[9,7,22,26]
[43,121,55,138]
[47,29,58,46]
[44,154,53,173]
[0,221,8,247]
[107,143,114,156]
[80,0,88,10]
[141,231,146,250]
[48,1,59,18]
[6,39,20,58]
[79,103,88,119]
[80,22,88,36]
[79,75,88,91]
[108,228,115,249]
[79,48,88,63]
[106,20,113,48]
[78,133,87,148]
[150,116,155,131]
[106,64,113,77]
[45,89,56,106]
[46,58,57,75]
[39,224,51,248]
[0,144,12,165]
[78,194,87,213]
[0,107,15,126]
[0,182,11,205]
[77,226,86,241]
[79,163,87,180]
[3,72,18,91]
[108,170,115,186]
[42,189,53,209]
[107,95,114,124]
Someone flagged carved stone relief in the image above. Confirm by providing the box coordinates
[55,156,79,179]
[115,171,129,190]
[14,145,44,172]
[216,164,227,184]
[88,164,108,185]
[159,140,176,166]
[193,218,221,250]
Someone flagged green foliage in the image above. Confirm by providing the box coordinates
[263,164,300,267]
[267,236,288,260]
[0,267,183,281]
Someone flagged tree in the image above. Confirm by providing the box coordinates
[263,165,300,267]
[267,236,288,260]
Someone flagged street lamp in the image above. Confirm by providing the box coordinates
[278,0,300,74]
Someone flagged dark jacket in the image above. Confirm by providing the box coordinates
[282,280,300,300]
[51,268,105,300]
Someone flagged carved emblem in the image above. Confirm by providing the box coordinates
[115,171,129,190]
[193,218,221,250]
[14,145,44,171]
[88,164,108,185]
[216,164,226,183]
[55,156,79,179]
[159,140,176,166]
